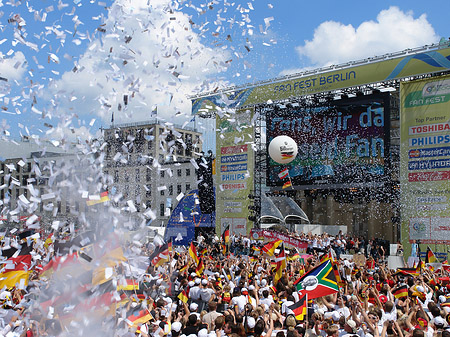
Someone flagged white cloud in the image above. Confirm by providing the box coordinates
[293,6,439,69]
[43,0,231,131]
[0,51,27,81]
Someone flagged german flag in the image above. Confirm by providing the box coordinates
[288,294,307,321]
[195,258,205,276]
[320,251,333,263]
[117,279,139,291]
[397,266,420,276]
[222,225,230,244]
[282,180,292,189]
[168,239,173,253]
[441,297,450,308]
[179,264,188,274]
[392,285,408,299]
[0,244,32,289]
[178,289,189,303]
[262,239,282,256]
[86,191,110,206]
[274,244,286,285]
[200,247,207,256]
[222,244,227,255]
[189,242,199,265]
[126,308,153,327]
[287,253,300,261]
[426,247,438,264]
[150,243,170,267]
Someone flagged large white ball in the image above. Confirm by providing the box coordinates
[268,136,298,164]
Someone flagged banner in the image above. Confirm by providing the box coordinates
[193,46,450,114]
[250,229,308,252]
[400,75,450,248]
[165,189,215,246]
[266,94,390,188]
[216,108,254,236]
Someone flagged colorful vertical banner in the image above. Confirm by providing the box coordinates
[216,108,254,236]
[400,75,450,253]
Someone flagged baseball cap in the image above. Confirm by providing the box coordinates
[247,317,256,329]
[434,316,445,328]
[347,320,357,332]
[241,288,248,295]
[172,322,182,332]
[201,279,208,285]
[190,303,198,311]
[195,278,201,285]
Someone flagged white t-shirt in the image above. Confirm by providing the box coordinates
[231,295,248,313]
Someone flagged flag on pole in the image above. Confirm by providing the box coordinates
[278,168,289,179]
[195,258,205,276]
[288,294,307,321]
[222,225,230,244]
[150,243,170,267]
[282,181,292,189]
[262,239,283,256]
[294,260,339,299]
[426,247,438,264]
[178,289,189,303]
[189,242,199,265]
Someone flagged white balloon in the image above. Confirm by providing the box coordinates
[268,135,298,164]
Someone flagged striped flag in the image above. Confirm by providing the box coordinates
[288,294,307,321]
[274,244,286,285]
[150,243,170,267]
[126,308,153,327]
[397,266,420,276]
[189,242,199,265]
[278,168,289,179]
[86,191,110,206]
[262,239,283,256]
[392,285,408,299]
[222,225,230,244]
[178,289,189,303]
[195,258,205,276]
[0,244,32,289]
[426,247,438,264]
[294,260,339,299]
[282,180,292,189]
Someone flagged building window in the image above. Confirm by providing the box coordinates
[160,189,164,196]
[75,201,79,212]
[160,203,165,216]
[145,200,151,209]
[146,185,151,197]
[135,168,140,182]
[177,184,182,194]
[114,170,119,183]
[57,201,61,214]
[169,185,173,196]
[186,183,190,191]
[146,168,151,182]
[177,169,182,177]
[125,172,129,182]
[160,170,165,178]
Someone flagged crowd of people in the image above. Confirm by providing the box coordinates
[0,228,448,337]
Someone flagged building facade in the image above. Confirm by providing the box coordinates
[102,119,202,227]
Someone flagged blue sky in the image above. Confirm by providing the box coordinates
[0,0,448,141]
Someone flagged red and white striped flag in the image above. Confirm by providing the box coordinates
[278,168,289,179]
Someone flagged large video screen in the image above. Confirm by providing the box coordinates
[266,93,390,188]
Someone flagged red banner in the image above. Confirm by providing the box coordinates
[250,229,308,253]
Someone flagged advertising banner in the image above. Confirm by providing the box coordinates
[266,94,390,188]
[193,46,450,114]
[250,229,308,252]
[215,108,254,236]
[400,75,450,246]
